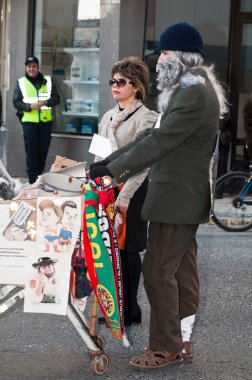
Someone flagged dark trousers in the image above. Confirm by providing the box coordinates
[22,122,52,183]
[120,249,142,325]
[142,222,199,353]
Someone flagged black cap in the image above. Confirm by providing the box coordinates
[158,22,206,58]
[25,56,39,65]
[32,257,57,268]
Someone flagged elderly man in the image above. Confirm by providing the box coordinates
[90,22,228,369]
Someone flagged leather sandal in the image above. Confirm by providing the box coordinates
[142,342,193,358]
[130,350,183,369]
[182,341,193,359]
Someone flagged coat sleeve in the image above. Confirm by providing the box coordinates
[46,78,60,108]
[107,84,208,183]
[13,81,32,112]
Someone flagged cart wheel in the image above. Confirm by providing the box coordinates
[90,354,109,375]
[95,334,105,349]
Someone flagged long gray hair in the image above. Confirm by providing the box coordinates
[156,51,228,117]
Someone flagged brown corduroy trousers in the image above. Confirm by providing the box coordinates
[142,222,199,353]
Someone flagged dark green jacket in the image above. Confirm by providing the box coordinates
[107,73,219,224]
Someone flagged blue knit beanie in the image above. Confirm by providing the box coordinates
[158,22,206,58]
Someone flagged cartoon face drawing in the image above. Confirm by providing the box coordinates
[39,199,63,253]
[40,202,62,228]
[30,257,61,304]
[61,201,78,231]
[39,263,55,276]
[3,223,29,241]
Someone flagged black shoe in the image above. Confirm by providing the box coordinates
[124,321,132,327]
[124,310,142,326]
[29,177,37,185]
[131,311,142,324]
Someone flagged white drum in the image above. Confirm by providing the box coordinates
[39,173,85,197]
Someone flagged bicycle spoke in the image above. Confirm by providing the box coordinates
[212,171,252,232]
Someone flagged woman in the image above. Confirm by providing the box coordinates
[91,57,157,326]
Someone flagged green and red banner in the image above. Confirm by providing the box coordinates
[83,181,128,345]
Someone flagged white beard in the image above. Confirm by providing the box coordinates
[156,58,181,91]
[157,88,173,114]
[156,58,182,113]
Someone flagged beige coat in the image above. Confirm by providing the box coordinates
[95,105,157,204]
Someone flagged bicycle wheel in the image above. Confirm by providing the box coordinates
[212,171,252,232]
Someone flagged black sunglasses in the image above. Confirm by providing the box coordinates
[109,78,133,87]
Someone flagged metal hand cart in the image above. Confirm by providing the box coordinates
[0,188,110,375]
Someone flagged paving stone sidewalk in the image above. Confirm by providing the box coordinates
[0,224,251,379]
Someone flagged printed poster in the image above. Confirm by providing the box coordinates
[35,196,82,255]
[0,200,36,284]
[23,253,72,315]
[24,196,82,315]
[0,196,83,315]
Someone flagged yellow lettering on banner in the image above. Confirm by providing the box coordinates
[92,243,104,268]
[92,242,101,259]
[86,212,96,220]
[87,212,104,268]
[94,262,104,268]
[86,213,98,238]
[87,222,97,238]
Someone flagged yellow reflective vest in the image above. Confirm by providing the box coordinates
[18,76,53,123]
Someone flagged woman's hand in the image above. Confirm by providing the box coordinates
[115,198,129,213]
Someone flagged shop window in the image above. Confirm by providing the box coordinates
[241,0,252,11]
[34,0,100,135]
[144,0,231,112]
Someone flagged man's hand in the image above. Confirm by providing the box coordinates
[90,159,109,172]
[90,165,112,180]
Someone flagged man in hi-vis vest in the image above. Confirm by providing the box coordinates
[13,56,60,184]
